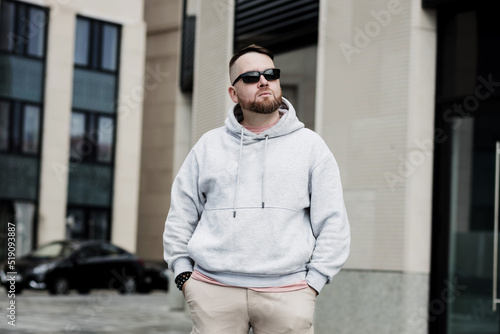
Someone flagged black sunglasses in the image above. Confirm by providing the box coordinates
[232,68,281,86]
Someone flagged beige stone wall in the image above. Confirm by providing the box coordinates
[191,0,234,142]
[316,0,436,274]
[314,1,437,332]
[37,3,76,245]
[111,16,146,253]
[138,0,184,261]
[274,46,317,130]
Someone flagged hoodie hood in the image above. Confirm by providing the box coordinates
[224,97,304,140]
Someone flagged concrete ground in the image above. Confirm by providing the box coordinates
[0,289,192,334]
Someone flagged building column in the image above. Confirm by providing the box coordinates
[191,0,234,142]
[37,6,75,245]
[111,21,147,252]
[315,0,436,333]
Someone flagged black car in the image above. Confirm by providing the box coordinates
[0,240,168,295]
[139,261,170,293]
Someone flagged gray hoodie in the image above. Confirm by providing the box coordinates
[163,98,350,293]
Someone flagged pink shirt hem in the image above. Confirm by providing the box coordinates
[191,270,309,292]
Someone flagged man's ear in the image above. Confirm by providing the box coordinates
[228,86,239,104]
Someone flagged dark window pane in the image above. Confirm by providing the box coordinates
[97,116,113,163]
[86,113,97,162]
[22,104,40,154]
[87,113,97,142]
[15,4,26,55]
[27,7,46,57]
[0,2,15,51]
[75,18,90,66]
[91,22,101,69]
[101,24,118,71]
[0,101,10,150]
[67,208,85,240]
[89,210,109,240]
[12,103,22,151]
[70,112,86,161]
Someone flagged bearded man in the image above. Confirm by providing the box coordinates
[163,44,351,334]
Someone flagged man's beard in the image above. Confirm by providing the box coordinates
[240,92,283,115]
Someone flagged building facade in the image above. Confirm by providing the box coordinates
[0,0,146,255]
[1,0,499,333]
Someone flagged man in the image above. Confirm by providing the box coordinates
[163,44,350,334]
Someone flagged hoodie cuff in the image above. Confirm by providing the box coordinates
[172,257,194,278]
[306,269,328,294]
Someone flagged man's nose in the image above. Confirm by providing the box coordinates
[258,74,269,87]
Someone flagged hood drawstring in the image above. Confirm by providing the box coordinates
[233,130,269,218]
[233,127,244,218]
[262,135,269,208]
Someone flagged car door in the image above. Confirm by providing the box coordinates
[73,244,106,289]
[99,243,138,290]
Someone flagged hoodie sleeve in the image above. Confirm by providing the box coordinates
[163,149,204,278]
[306,153,351,294]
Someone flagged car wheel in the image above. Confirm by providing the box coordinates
[49,276,70,295]
[118,277,136,295]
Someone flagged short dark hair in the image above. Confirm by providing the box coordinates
[229,44,274,69]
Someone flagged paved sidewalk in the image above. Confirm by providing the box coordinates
[0,290,192,334]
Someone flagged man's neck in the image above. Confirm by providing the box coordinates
[240,109,280,127]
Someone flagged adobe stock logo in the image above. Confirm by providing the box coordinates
[340,0,403,64]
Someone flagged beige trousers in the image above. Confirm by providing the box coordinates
[183,278,316,334]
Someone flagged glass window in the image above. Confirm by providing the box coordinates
[0,101,43,154]
[89,210,109,240]
[66,208,110,241]
[67,208,85,240]
[101,24,118,71]
[74,18,90,66]
[22,105,40,154]
[91,22,101,69]
[70,112,86,161]
[15,3,26,55]
[0,102,10,150]
[0,1,15,51]
[97,116,113,163]
[0,2,47,58]
[13,201,35,256]
[27,7,46,57]
[74,17,121,72]
[77,245,101,258]
[11,103,22,151]
[101,243,125,256]
[31,242,65,258]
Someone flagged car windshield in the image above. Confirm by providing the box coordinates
[29,242,75,259]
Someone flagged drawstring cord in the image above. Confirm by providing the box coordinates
[233,130,269,217]
[262,135,269,208]
[233,127,244,218]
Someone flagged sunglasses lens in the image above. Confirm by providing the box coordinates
[263,69,280,81]
[241,72,260,83]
